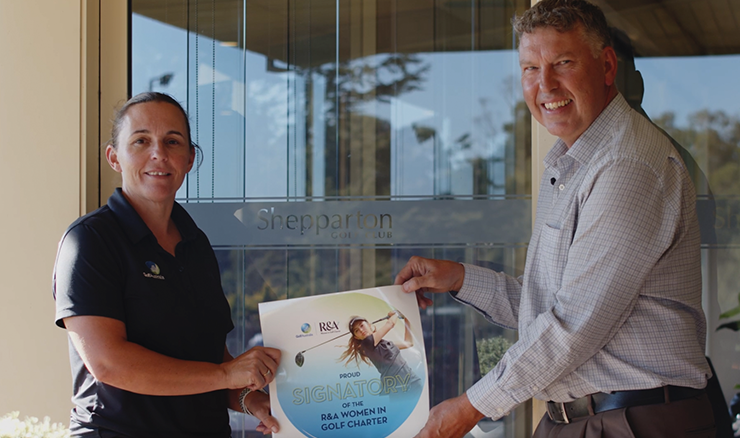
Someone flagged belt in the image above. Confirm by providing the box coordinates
[546,386,706,424]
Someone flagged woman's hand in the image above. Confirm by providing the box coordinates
[244,390,280,435]
[222,346,281,391]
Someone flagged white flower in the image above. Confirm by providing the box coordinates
[0,412,70,438]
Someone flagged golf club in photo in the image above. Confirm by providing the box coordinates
[294,311,403,367]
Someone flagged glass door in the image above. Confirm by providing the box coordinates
[131,0,531,436]
[130,0,740,435]
[592,0,740,420]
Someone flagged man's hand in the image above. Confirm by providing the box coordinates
[414,393,485,438]
[394,256,465,309]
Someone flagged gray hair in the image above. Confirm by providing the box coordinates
[512,0,612,58]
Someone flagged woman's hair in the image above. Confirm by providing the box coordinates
[512,0,611,58]
[107,92,203,167]
[337,317,373,368]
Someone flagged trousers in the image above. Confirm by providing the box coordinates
[533,392,716,438]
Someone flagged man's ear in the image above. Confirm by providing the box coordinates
[603,46,619,86]
[105,144,122,172]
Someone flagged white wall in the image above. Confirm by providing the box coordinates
[0,0,82,424]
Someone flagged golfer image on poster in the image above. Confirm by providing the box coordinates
[339,311,423,401]
[258,286,429,438]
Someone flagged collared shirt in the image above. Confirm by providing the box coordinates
[53,188,234,437]
[455,94,710,420]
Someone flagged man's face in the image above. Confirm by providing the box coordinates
[519,25,617,147]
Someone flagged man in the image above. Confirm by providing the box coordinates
[394,1,716,437]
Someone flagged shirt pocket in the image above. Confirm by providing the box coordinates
[539,221,573,291]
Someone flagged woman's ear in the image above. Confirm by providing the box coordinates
[187,146,195,172]
[105,144,122,173]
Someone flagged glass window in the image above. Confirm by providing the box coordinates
[131,0,740,434]
[131,0,530,436]
[596,0,740,417]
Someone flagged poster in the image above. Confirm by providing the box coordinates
[258,285,429,437]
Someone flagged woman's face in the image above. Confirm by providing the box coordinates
[351,321,374,340]
[106,101,194,207]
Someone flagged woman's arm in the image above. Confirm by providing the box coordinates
[394,312,414,350]
[223,349,280,435]
[372,311,399,347]
[65,315,279,395]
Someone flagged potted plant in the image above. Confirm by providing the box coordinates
[476,335,513,375]
[717,292,740,436]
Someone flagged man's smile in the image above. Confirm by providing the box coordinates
[543,99,573,110]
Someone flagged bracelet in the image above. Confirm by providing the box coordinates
[238,387,267,416]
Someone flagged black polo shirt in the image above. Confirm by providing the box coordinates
[54,188,234,438]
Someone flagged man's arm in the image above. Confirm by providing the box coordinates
[395,257,465,309]
[395,257,522,330]
[465,159,679,418]
[413,394,485,438]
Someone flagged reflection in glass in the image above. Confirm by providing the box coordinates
[601,0,740,414]
[131,0,740,434]
[132,1,530,436]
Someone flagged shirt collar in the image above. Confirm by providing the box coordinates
[543,93,631,168]
[107,188,198,245]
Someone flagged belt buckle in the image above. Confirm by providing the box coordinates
[547,402,570,424]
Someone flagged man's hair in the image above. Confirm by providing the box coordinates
[512,0,612,58]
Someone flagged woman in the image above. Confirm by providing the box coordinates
[339,311,423,399]
[53,92,280,437]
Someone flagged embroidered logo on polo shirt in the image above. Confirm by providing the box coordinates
[143,261,165,280]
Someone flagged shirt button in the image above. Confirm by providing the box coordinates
[178,266,184,272]
[558,184,565,191]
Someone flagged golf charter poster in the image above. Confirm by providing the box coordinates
[258,285,429,437]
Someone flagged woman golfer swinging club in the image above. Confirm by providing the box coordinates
[338,311,423,400]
